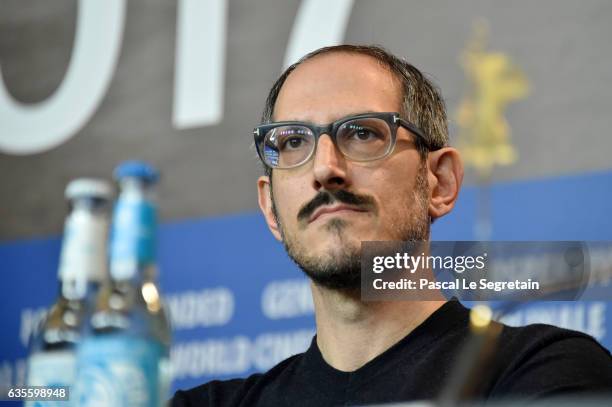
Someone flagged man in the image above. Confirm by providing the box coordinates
[172,45,612,406]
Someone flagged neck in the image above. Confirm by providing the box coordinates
[311,282,446,372]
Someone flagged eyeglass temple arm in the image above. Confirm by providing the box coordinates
[394,116,436,150]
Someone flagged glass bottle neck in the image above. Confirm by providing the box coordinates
[59,280,101,302]
[110,177,158,280]
[58,198,110,300]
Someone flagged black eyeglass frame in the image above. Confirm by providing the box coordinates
[253,112,435,169]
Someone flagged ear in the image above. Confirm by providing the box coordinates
[426,147,464,220]
[257,175,283,241]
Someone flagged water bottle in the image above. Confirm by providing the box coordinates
[76,161,171,407]
[25,178,113,406]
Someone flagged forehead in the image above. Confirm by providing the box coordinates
[273,52,402,124]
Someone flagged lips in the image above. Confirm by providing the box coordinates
[308,204,367,223]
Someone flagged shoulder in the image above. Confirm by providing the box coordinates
[491,322,612,398]
[498,322,611,365]
[171,352,304,407]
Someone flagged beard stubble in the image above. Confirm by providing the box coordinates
[271,162,430,290]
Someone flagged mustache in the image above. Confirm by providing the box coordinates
[297,189,375,221]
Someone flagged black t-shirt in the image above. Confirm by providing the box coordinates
[171,301,612,406]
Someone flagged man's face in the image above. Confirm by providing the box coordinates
[260,52,431,290]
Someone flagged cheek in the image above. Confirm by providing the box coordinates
[272,177,310,223]
[360,161,422,214]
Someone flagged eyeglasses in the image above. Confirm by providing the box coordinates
[253,112,433,169]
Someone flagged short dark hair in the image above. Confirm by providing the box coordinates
[260,44,448,176]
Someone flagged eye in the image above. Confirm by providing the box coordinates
[282,136,305,150]
[346,126,383,142]
[278,131,312,151]
[355,128,376,141]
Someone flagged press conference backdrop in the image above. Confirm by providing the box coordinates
[1,0,612,395]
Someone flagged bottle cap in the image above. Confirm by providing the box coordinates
[65,178,113,201]
[114,161,160,183]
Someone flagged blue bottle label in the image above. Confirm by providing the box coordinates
[76,335,164,407]
[110,197,156,279]
[26,351,76,407]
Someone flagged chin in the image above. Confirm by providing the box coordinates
[322,218,373,237]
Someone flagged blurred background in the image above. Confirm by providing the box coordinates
[1,0,611,395]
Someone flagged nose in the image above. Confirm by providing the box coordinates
[312,134,349,191]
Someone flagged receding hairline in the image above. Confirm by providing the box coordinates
[271,49,405,122]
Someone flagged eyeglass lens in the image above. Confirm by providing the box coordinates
[262,117,393,168]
